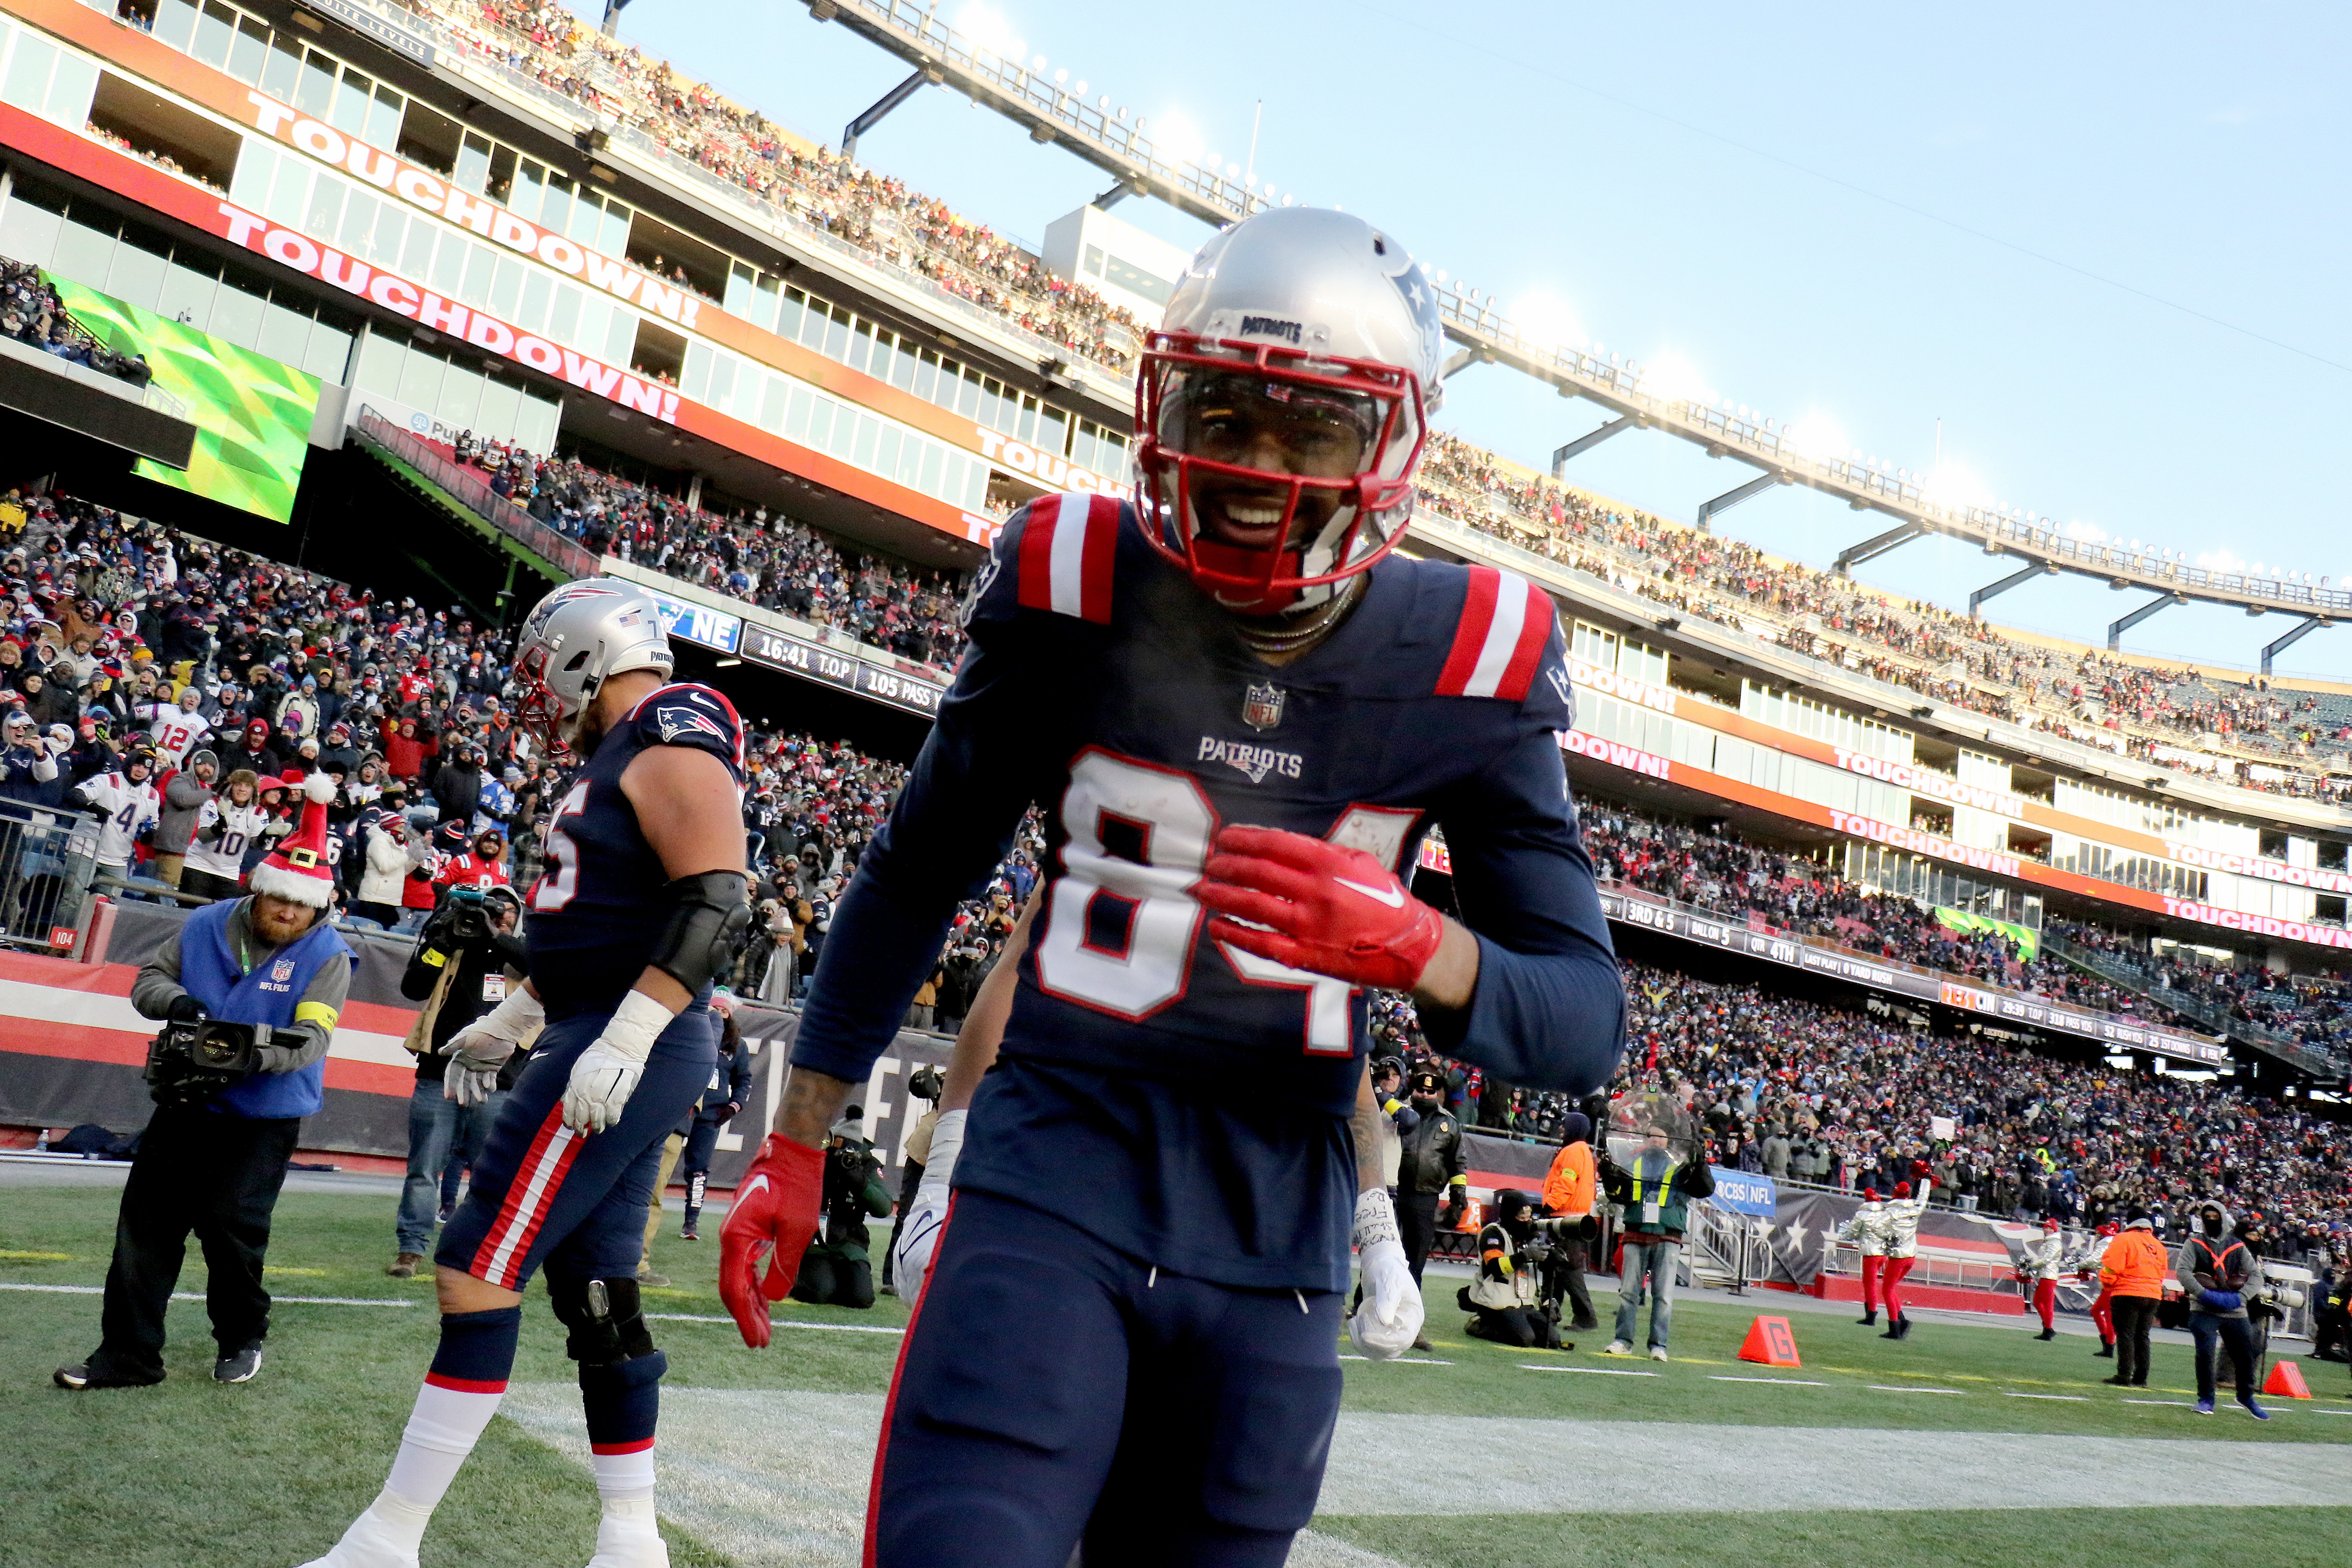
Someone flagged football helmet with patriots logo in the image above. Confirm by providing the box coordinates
[512,579,674,757]
[1136,206,1445,615]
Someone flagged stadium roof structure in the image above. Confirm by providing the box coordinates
[795,0,2340,673]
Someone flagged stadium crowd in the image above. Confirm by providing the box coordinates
[448,431,970,670]
[1575,801,2352,1057]
[0,488,1004,995]
[1611,960,2350,1265]
[398,0,1148,374]
[1415,434,2352,798]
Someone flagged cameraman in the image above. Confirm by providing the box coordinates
[56,777,354,1390]
[387,884,529,1279]
[1460,1189,1569,1349]
[790,1107,894,1309]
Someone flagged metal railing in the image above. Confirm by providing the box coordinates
[2041,931,2346,1080]
[352,408,603,582]
[0,799,101,952]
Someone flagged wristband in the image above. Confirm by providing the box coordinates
[1352,1186,1400,1251]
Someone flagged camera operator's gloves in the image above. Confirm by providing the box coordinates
[719,1132,825,1348]
[888,1109,965,1312]
[1197,826,1445,992]
[440,983,543,1106]
[2199,1289,2245,1313]
[165,992,207,1024]
[560,989,671,1133]
[1348,1187,1424,1360]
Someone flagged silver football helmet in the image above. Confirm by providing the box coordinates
[1136,206,1446,614]
[512,579,673,757]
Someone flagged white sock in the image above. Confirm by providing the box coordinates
[591,1441,657,1506]
[383,1376,508,1514]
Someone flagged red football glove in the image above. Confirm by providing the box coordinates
[1196,825,1446,992]
[718,1133,824,1349]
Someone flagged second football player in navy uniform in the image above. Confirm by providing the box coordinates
[300,581,750,1568]
[722,206,1627,1567]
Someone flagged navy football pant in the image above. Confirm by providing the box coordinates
[435,1005,717,1292]
[868,1190,1343,1568]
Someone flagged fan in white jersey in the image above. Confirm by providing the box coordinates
[76,745,162,871]
[184,767,267,902]
[144,687,214,767]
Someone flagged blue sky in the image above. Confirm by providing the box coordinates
[577,0,2352,681]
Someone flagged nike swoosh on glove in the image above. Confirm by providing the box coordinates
[720,1133,825,1348]
[888,1109,964,1313]
[1195,825,1445,992]
[559,990,671,1134]
[1348,1187,1424,1359]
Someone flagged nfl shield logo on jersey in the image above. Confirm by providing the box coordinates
[270,959,294,983]
[1242,681,1285,732]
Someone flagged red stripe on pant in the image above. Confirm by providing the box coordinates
[469,1103,581,1289]
[2034,1277,2057,1330]
[1883,1255,1914,1321]
[1860,1253,1884,1311]
[864,1192,958,1568]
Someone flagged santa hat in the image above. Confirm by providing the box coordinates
[246,773,338,908]
[1893,1181,1911,1198]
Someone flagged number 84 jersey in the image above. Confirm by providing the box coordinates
[791,498,1623,1282]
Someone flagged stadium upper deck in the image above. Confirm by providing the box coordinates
[4,0,2352,984]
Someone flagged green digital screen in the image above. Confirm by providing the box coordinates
[44,273,321,524]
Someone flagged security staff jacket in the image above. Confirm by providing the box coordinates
[1602,1148,1714,1244]
[1398,1102,1467,1197]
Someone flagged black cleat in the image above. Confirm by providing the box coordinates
[214,1344,263,1384]
[2094,1342,2115,1358]
[2035,1328,2058,1341]
[1856,1312,1877,1326]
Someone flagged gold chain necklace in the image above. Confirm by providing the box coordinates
[1232,575,1365,657]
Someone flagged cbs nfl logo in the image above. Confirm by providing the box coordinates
[1242,682,1285,732]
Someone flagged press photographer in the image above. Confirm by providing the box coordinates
[55,775,355,1390]
[1458,1189,1582,1349]
[387,883,530,1280]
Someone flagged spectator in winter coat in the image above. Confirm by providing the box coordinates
[351,809,412,928]
[152,749,217,887]
[378,713,433,782]
[431,743,483,827]
[220,717,279,778]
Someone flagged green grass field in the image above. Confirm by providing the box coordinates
[4,1182,2349,1568]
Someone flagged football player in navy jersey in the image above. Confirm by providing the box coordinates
[721,205,1626,1567]
[300,581,750,1568]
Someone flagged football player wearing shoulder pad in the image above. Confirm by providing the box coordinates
[299,581,745,1568]
[756,206,1625,1568]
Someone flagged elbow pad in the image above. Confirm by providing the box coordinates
[648,870,752,994]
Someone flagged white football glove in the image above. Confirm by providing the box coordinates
[560,989,673,1134]
[889,1109,964,1311]
[1348,1187,1424,1360]
[440,982,543,1106]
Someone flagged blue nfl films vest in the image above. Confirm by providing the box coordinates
[178,898,355,1120]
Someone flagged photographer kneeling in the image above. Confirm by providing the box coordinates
[56,775,354,1390]
[1459,1189,1573,1350]
[388,883,530,1279]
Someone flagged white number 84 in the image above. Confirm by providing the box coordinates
[1036,748,1418,1055]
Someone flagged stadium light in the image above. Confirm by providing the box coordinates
[1513,293,1581,355]
[1637,353,1711,408]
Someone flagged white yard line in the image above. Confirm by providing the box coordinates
[2004,1392,2089,1401]
[1869,1384,1964,1394]
[1520,1364,1657,1376]
[1712,1375,1826,1386]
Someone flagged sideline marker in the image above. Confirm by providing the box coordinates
[2262,1360,2313,1400]
[1737,1315,1802,1368]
